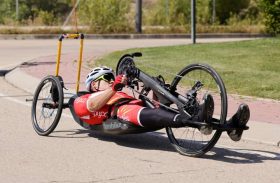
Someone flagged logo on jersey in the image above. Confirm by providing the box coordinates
[103,120,128,130]
[92,111,108,118]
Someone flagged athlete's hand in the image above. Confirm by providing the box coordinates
[112,75,127,91]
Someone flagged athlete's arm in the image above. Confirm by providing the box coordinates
[87,88,115,111]
[87,75,127,111]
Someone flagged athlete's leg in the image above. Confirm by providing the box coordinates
[117,102,183,128]
[117,94,215,128]
[139,108,180,128]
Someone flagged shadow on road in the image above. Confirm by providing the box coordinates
[51,129,175,152]
[205,146,280,164]
[51,129,280,163]
[89,130,175,152]
[20,61,56,67]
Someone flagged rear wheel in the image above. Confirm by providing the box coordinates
[31,75,64,136]
[167,64,228,157]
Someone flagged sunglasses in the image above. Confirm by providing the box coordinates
[94,73,115,83]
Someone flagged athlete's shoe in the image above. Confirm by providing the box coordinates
[227,103,250,141]
[192,93,214,123]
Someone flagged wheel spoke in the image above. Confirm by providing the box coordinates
[32,76,63,136]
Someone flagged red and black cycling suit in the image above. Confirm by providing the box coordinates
[73,90,180,128]
[74,91,143,125]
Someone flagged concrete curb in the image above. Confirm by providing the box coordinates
[4,65,81,95]
[240,120,280,147]
[0,33,272,40]
[5,67,40,94]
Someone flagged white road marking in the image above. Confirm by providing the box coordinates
[0,92,31,107]
[0,92,72,118]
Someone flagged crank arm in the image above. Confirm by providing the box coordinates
[209,117,249,131]
[42,103,58,109]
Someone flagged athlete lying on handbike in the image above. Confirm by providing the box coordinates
[73,66,250,141]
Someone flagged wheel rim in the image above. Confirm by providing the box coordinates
[167,64,227,156]
[32,76,63,135]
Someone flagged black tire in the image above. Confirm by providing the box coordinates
[31,75,64,136]
[166,64,228,157]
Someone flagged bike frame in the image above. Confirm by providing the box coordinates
[137,69,191,117]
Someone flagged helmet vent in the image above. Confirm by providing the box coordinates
[90,72,98,76]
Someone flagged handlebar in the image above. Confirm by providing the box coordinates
[56,33,85,93]
[59,33,84,41]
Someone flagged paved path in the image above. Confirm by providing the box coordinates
[1,38,279,182]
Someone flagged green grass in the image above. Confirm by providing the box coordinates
[92,37,280,100]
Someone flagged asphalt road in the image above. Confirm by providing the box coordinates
[0,39,279,183]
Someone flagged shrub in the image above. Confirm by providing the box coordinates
[145,0,191,26]
[78,0,132,33]
[209,0,250,24]
[37,10,56,25]
[260,0,280,34]
[0,0,72,25]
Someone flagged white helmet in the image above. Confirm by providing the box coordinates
[85,66,115,91]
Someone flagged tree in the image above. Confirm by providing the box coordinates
[0,0,72,25]
[0,0,16,24]
[260,0,280,34]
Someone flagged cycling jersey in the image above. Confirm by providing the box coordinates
[73,92,144,126]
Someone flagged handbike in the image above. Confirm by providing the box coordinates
[31,35,249,157]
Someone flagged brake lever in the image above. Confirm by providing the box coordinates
[186,81,203,98]
[192,81,203,92]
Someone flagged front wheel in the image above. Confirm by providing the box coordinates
[31,75,64,136]
[166,64,228,157]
